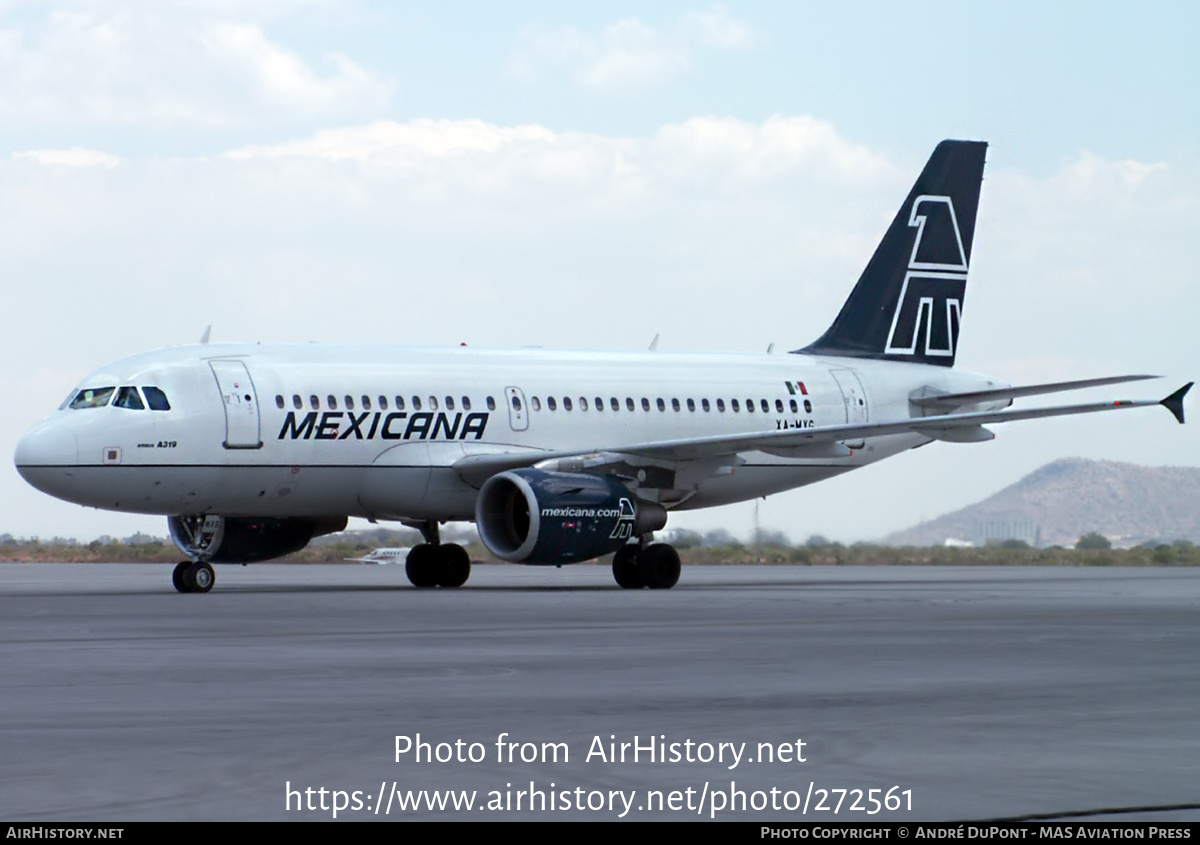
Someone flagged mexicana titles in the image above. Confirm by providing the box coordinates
[278,411,489,442]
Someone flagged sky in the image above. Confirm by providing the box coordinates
[1,1,1197,544]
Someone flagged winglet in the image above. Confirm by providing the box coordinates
[1161,382,1192,424]
[199,325,212,345]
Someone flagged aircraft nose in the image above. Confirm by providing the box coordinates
[14,422,79,497]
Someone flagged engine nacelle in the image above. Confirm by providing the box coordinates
[475,468,666,564]
[168,515,347,563]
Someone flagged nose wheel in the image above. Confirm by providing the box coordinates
[172,560,215,593]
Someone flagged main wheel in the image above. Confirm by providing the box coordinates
[639,543,681,589]
[172,561,191,593]
[612,544,645,589]
[185,561,215,593]
[405,544,439,588]
[436,544,471,588]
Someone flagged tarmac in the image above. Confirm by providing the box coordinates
[1,562,1197,821]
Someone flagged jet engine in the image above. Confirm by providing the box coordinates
[475,468,666,564]
[168,515,347,563]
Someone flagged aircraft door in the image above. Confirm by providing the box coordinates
[209,360,263,449]
[505,386,529,432]
[830,368,868,449]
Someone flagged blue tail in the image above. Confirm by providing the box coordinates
[797,139,988,367]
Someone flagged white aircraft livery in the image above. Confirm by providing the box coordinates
[14,140,1191,593]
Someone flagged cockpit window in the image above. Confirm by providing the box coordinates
[114,386,145,410]
[69,387,115,409]
[143,386,171,411]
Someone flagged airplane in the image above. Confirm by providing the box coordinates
[14,140,1191,593]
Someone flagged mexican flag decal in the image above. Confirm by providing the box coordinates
[784,380,808,396]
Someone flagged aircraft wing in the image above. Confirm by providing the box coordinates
[453,382,1191,488]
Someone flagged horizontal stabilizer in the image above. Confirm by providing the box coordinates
[910,374,1160,410]
[1161,382,1192,424]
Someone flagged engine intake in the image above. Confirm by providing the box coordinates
[475,468,666,564]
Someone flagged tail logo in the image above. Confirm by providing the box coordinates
[883,195,968,358]
[609,498,636,540]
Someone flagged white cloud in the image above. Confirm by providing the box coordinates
[13,147,119,167]
[200,23,391,117]
[0,5,393,126]
[226,114,886,196]
[512,6,753,92]
[682,5,754,49]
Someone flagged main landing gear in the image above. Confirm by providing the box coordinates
[404,522,471,588]
[612,542,681,590]
[172,560,215,593]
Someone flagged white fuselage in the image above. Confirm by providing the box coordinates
[15,342,1008,526]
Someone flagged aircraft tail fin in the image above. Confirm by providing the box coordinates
[796,139,988,367]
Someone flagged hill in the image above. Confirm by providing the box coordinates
[882,458,1200,548]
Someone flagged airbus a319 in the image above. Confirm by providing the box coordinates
[14,140,1190,592]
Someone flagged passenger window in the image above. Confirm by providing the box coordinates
[563,397,572,411]
[789,399,798,413]
[292,395,302,409]
[428,396,438,411]
[396,396,406,410]
[702,398,710,412]
[762,399,770,413]
[114,386,145,410]
[579,397,587,411]
[445,396,455,410]
[625,398,634,411]
[275,395,285,409]
[69,387,115,409]
[804,399,813,413]
[310,395,319,410]
[487,396,496,410]
[687,398,695,412]
[716,399,725,412]
[656,398,665,411]
[412,396,421,410]
[746,399,754,412]
[731,399,740,412]
[462,396,471,410]
[595,397,604,411]
[362,396,372,410]
[532,396,541,411]
[775,399,784,413]
[612,398,620,411]
[641,398,650,411]
[327,395,337,410]
[672,398,681,412]
[344,395,354,410]
[547,397,557,411]
[379,396,388,410]
[143,386,171,411]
